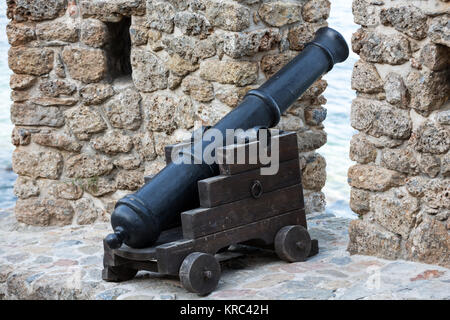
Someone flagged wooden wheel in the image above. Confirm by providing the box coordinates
[275,225,312,262]
[179,252,221,295]
[102,265,138,282]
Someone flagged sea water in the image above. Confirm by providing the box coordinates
[0,1,358,218]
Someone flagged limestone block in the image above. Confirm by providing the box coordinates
[8,0,66,22]
[205,0,250,31]
[15,198,74,226]
[420,43,450,71]
[13,177,39,199]
[350,187,371,215]
[115,170,145,191]
[381,148,419,175]
[371,189,420,238]
[352,0,381,27]
[181,76,214,102]
[406,215,449,267]
[410,121,449,155]
[62,47,107,83]
[200,60,258,86]
[350,133,377,164]
[32,132,82,152]
[132,132,157,161]
[354,31,411,65]
[260,51,297,78]
[81,19,109,48]
[174,11,212,38]
[383,72,409,108]
[50,182,83,200]
[10,74,36,90]
[163,35,216,64]
[165,54,199,77]
[80,0,145,21]
[146,0,175,33]
[8,47,54,76]
[428,15,450,47]
[65,154,114,178]
[304,106,327,126]
[39,80,76,98]
[80,83,115,105]
[73,198,102,225]
[347,219,402,260]
[348,164,405,191]
[65,106,107,140]
[215,85,256,108]
[351,98,411,140]
[36,18,79,42]
[91,130,134,155]
[380,5,428,40]
[221,29,281,58]
[130,48,168,92]
[12,149,63,179]
[11,103,64,127]
[302,0,330,23]
[288,23,316,51]
[351,60,383,94]
[296,129,327,152]
[258,2,303,27]
[405,69,449,114]
[301,153,326,191]
[6,22,35,46]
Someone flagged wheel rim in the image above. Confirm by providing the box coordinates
[275,225,312,262]
[180,252,221,295]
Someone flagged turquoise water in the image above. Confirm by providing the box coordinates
[0,1,358,217]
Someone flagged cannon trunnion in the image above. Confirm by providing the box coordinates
[103,132,318,295]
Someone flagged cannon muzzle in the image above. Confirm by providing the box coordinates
[105,27,349,249]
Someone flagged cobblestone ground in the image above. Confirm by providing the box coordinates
[0,209,448,300]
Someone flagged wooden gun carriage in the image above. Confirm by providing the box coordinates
[103,131,318,295]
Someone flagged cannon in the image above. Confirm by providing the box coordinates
[104,27,349,250]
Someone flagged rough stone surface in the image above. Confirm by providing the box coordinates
[351,60,383,94]
[351,98,411,140]
[1,210,449,300]
[62,47,107,83]
[65,106,107,140]
[7,0,67,22]
[130,48,168,92]
[80,84,115,105]
[380,5,428,40]
[205,0,250,31]
[258,2,303,27]
[348,164,405,192]
[13,177,39,199]
[104,88,142,130]
[91,131,133,155]
[8,47,54,76]
[384,73,409,108]
[350,133,377,164]
[7,0,330,227]
[32,132,82,153]
[428,15,450,47]
[302,0,330,23]
[12,149,62,180]
[14,199,74,226]
[81,19,109,48]
[65,154,113,179]
[354,31,411,65]
[349,0,450,266]
[405,70,449,114]
[36,18,79,42]
[200,60,258,86]
[6,22,35,46]
[301,153,326,191]
[11,103,64,127]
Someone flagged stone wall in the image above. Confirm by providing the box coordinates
[7,0,331,227]
[348,0,449,267]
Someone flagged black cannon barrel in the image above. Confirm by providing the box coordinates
[105,27,349,249]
